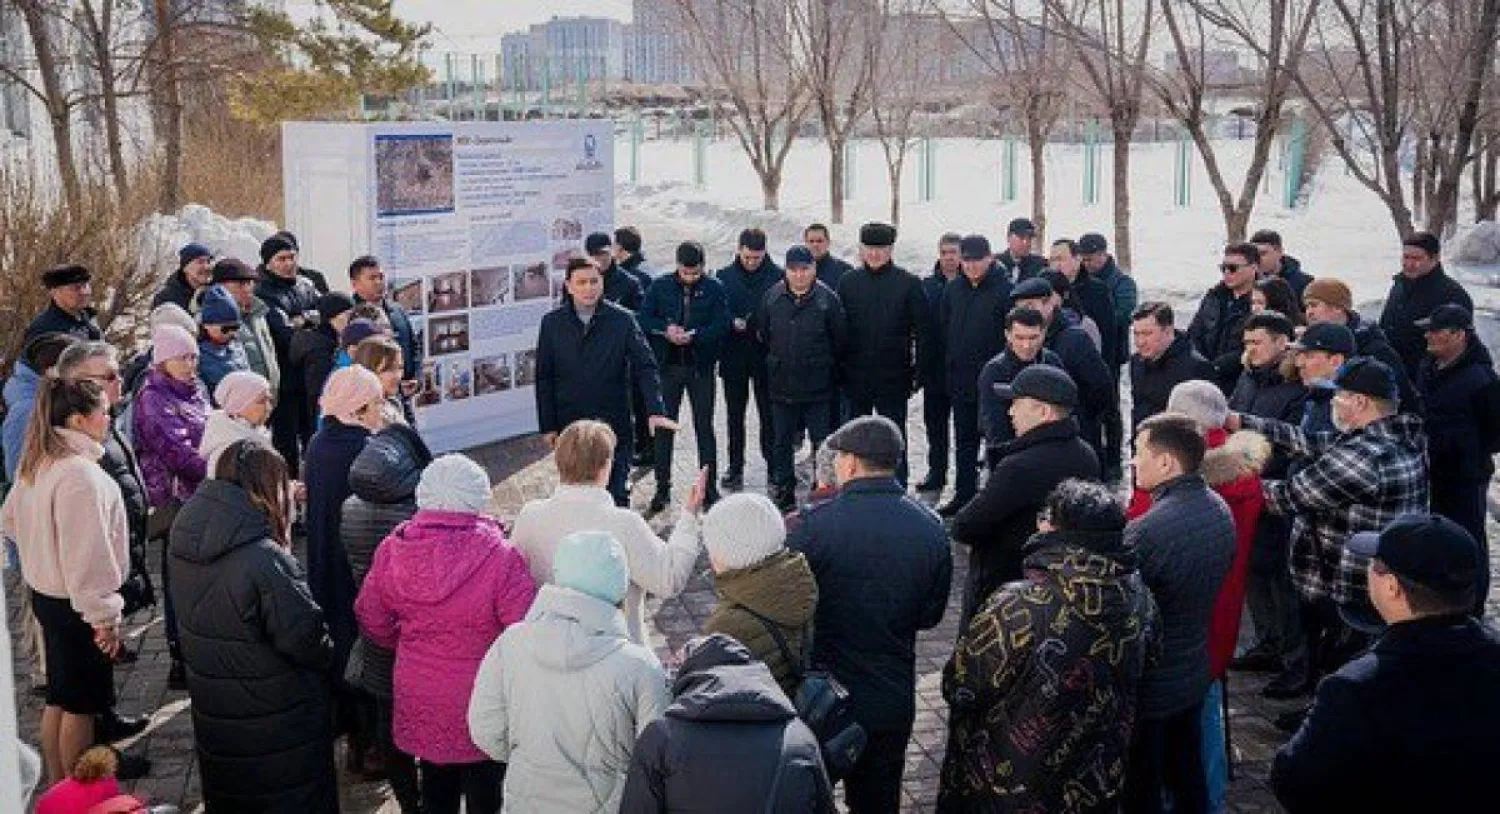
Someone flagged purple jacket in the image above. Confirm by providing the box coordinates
[355,509,537,764]
[134,369,208,508]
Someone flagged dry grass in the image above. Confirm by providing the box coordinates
[179,108,283,223]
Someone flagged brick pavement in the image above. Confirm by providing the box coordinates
[9,387,1498,812]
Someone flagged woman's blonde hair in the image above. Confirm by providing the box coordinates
[352,335,403,375]
[70,745,118,782]
[16,378,105,485]
[555,420,616,484]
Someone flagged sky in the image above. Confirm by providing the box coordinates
[392,0,633,53]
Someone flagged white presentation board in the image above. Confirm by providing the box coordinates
[283,120,615,453]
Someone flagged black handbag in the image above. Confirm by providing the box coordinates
[738,604,867,779]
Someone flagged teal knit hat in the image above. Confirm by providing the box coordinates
[553,531,630,605]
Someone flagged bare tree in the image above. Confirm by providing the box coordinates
[3,0,85,209]
[869,4,944,224]
[672,0,814,210]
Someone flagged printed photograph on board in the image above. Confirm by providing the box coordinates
[513,348,538,388]
[470,267,511,307]
[427,270,470,314]
[390,277,424,315]
[428,314,471,356]
[445,359,473,401]
[416,360,442,408]
[375,134,455,216]
[513,262,552,301]
[474,354,512,396]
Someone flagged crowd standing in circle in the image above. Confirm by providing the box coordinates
[0,221,1497,814]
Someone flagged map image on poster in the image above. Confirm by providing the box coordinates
[375,134,456,216]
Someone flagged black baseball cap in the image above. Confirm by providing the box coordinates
[584,232,613,255]
[1333,357,1398,402]
[959,235,992,260]
[1012,277,1053,303]
[992,364,1078,409]
[785,246,814,268]
[1078,233,1108,254]
[1347,513,1481,596]
[1292,323,1356,356]
[1007,218,1036,238]
[1415,303,1473,332]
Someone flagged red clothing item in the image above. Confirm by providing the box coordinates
[35,776,121,814]
[1128,427,1270,678]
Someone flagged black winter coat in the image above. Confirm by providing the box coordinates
[951,419,1100,618]
[1419,336,1500,483]
[1130,330,1217,430]
[1229,355,1307,479]
[837,262,928,400]
[918,266,956,389]
[1094,257,1138,368]
[1348,313,1423,414]
[1069,270,1120,368]
[24,303,102,342]
[1272,617,1500,814]
[1275,255,1314,304]
[942,269,1014,403]
[815,254,854,292]
[1188,284,1253,393]
[303,417,370,670]
[620,635,835,814]
[637,273,730,375]
[168,478,337,813]
[535,300,665,439]
[718,258,786,379]
[787,477,952,732]
[758,281,846,404]
[620,253,655,293]
[254,271,322,390]
[978,348,1063,450]
[996,249,1046,282]
[602,262,644,311]
[151,271,198,311]
[100,422,149,553]
[289,325,338,426]
[1379,263,1474,380]
[1045,316,1115,458]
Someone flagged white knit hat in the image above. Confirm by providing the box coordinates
[415,454,491,514]
[1167,380,1230,431]
[701,493,787,572]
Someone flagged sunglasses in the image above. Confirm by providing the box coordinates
[1219,262,1250,274]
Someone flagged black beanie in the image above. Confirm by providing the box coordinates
[260,235,296,264]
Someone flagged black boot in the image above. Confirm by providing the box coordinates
[720,467,744,490]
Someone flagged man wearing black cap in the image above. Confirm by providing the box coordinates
[716,228,784,489]
[1249,229,1314,305]
[1012,275,1116,471]
[637,241,730,513]
[585,231,644,311]
[1273,514,1500,813]
[255,234,323,469]
[152,242,214,311]
[1289,321,1356,437]
[1416,303,1500,606]
[758,245,846,511]
[804,222,853,290]
[1232,358,1429,706]
[269,230,330,294]
[26,265,103,341]
[837,221,928,484]
[1380,230,1474,379]
[978,306,1063,462]
[212,259,279,397]
[916,233,962,493]
[1079,232,1135,478]
[995,217,1046,282]
[787,415,952,814]
[938,234,1013,514]
[952,364,1099,625]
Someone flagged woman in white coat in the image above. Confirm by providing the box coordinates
[197,371,273,474]
[468,530,667,813]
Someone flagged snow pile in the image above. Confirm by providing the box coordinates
[136,204,279,283]
[1452,221,1500,265]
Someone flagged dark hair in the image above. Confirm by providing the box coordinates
[22,332,78,373]
[938,232,963,247]
[1244,310,1296,339]
[17,378,106,484]
[1137,412,1207,473]
[1045,478,1126,533]
[1224,242,1261,265]
[216,440,292,549]
[738,228,767,251]
[564,257,598,280]
[804,223,830,238]
[1132,301,1174,328]
[348,255,380,280]
[1249,229,1283,249]
[1375,560,1476,616]
[1006,306,1045,330]
[1254,278,1305,325]
[1051,238,1079,256]
[350,302,391,330]
[1402,231,1441,257]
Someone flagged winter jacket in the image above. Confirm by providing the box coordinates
[977,348,1063,450]
[602,261,645,311]
[1045,316,1116,458]
[717,258,786,380]
[356,509,537,763]
[1419,336,1500,484]
[356,295,422,381]
[1272,616,1500,814]
[1130,330,1216,430]
[918,266,957,390]
[238,295,281,398]
[535,300,665,441]
[511,483,699,647]
[1128,429,1270,679]
[24,302,102,342]
[1379,263,1474,379]
[620,634,835,814]
[198,411,271,475]
[1271,255,1314,304]
[1188,283,1254,393]
[1124,473,1236,720]
[939,530,1159,814]
[168,478,336,813]
[468,584,670,813]
[255,271,321,393]
[34,775,121,814]
[620,253,657,292]
[1247,412,1429,608]
[703,549,819,697]
[1069,269,1120,365]
[941,268,1014,403]
[1229,352,1307,478]
[757,281,846,404]
[303,416,370,669]
[100,422,149,558]
[152,270,198,311]
[837,262,929,400]
[289,324,338,426]
[814,253,854,293]
[133,368,208,508]
[952,418,1099,619]
[1348,312,1422,413]
[1300,382,1337,436]
[637,272,731,375]
[2,361,41,481]
[198,337,251,399]
[1092,256,1137,368]
[1,429,128,625]
[995,249,1046,282]
[787,477,952,733]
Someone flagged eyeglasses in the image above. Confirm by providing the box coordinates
[1219,262,1249,274]
[216,324,240,334]
[81,371,121,384]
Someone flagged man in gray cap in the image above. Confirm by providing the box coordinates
[787,414,952,813]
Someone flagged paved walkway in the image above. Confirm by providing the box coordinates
[9,388,1498,811]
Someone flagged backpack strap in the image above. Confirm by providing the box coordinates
[734,603,810,680]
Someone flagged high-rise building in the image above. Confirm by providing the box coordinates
[499,16,630,91]
[632,0,697,86]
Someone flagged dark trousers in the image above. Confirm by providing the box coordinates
[952,398,981,501]
[376,696,420,813]
[844,726,911,814]
[269,395,306,474]
[418,759,505,814]
[921,386,951,485]
[654,365,718,493]
[607,437,633,507]
[723,368,773,474]
[848,392,910,484]
[771,400,832,491]
[1245,517,1304,660]
[630,384,653,459]
[1433,478,1491,615]
[1295,597,1373,685]
[1125,700,1208,814]
[1103,366,1125,475]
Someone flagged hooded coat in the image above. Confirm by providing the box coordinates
[197,411,272,475]
[355,509,537,764]
[133,368,209,508]
[620,635,835,814]
[468,584,670,813]
[168,478,336,813]
[1229,352,1307,478]
[702,549,819,696]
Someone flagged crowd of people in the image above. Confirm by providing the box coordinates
[0,216,1497,814]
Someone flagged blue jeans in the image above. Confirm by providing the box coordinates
[1201,680,1227,813]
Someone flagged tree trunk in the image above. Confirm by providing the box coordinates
[155,0,184,213]
[760,167,781,211]
[889,167,901,225]
[1478,136,1500,221]
[1029,135,1047,243]
[18,1,81,211]
[1111,119,1133,269]
[829,133,846,224]
[1427,0,1500,235]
